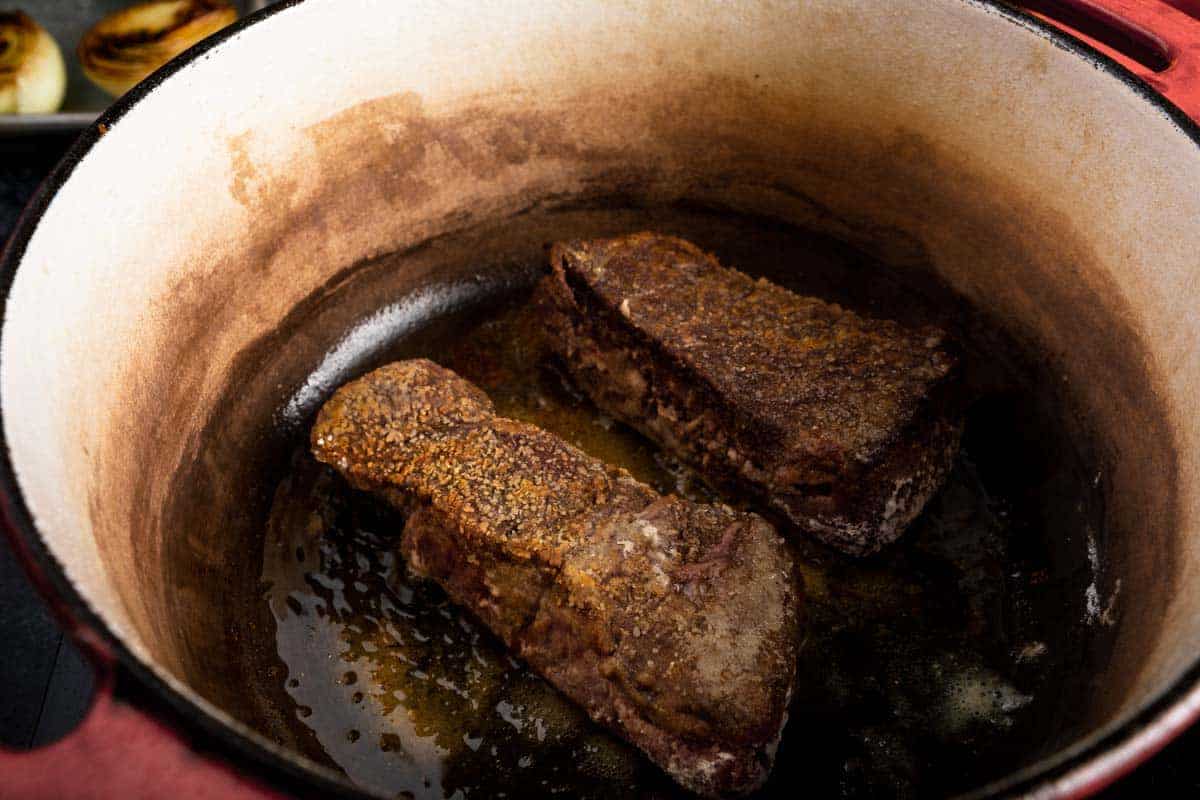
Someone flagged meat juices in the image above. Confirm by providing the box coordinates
[311,359,802,797]
[536,233,961,557]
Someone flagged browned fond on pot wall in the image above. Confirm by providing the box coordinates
[89,70,1173,739]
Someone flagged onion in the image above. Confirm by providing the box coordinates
[0,11,67,114]
[78,0,237,98]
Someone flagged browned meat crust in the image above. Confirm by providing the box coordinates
[535,233,961,557]
[311,359,802,797]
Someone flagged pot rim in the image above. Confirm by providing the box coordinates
[0,1,1196,797]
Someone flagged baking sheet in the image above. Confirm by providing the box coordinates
[1,0,272,135]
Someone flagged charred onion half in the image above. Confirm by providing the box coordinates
[0,11,67,114]
[78,0,237,97]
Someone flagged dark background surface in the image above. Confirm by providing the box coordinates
[0,135,1197,797]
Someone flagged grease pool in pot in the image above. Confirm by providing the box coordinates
[208,208,1108,799]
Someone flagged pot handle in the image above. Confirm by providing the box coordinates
[1012,0,1200,123]
[0,633,287,800]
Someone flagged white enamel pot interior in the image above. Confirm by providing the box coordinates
[2,0,1200,797]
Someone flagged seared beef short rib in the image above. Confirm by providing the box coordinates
[311,359,802,797]
[535,233,961,556]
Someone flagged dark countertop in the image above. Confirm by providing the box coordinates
[0,134,1195,798]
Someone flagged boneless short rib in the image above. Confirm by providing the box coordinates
[311,359,802,797]
[536,233,961,556]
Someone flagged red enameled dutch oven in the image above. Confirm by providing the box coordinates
[3,0,1200,797]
